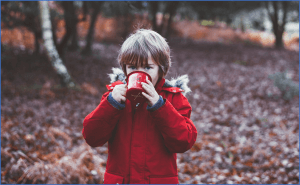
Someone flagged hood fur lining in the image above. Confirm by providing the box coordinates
[108,68,127,84]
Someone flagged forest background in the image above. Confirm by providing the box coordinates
[1,1,299,184]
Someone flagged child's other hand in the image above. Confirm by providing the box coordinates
[141,78,159,107]
[112,84,127,103]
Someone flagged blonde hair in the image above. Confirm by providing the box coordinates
[117,29,171,77]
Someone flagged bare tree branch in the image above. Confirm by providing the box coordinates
[264,1,273,21]
[281,1,288,28]
[125,1,138,13]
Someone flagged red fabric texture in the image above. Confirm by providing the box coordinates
[104,172,124,184]
[82,78,197,184]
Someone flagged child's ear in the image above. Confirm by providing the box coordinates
[159,68,165,78]
[122,65,127,76]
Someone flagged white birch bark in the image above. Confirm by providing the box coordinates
[38,1,75,88]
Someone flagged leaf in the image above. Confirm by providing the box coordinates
[81,82,99,96]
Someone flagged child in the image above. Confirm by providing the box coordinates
[82,29,197,184]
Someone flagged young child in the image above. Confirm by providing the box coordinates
[82,29,197,184]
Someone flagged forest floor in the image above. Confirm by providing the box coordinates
[1,37,299,184]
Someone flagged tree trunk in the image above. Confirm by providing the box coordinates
[150,1,161,34]
[122,14,132,39]
[57,1,76,57]
[34,30,41,54]
[165,1,179,40]
[82,1,88,21]
[69,9,79,51]
[69,27,79,51]
[23,2,41,55]
[275,29,284,48]
[50,15,58,50]
[240,17,245,33]
[38,1,75,88]
[265,1,288,49]
[81,2,101,55]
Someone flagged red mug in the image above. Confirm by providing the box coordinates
[126,71,152,104]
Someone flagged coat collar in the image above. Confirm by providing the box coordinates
[154,78,165,94]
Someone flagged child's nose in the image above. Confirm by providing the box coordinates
[136,67,145,72]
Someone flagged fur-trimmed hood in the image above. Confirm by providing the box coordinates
[108,67,191,96]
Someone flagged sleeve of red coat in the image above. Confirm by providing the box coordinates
[82,91,123,147]
[150,92,197,153]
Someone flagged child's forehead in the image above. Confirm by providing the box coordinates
[126,59,149,66]
[124,54,156,66]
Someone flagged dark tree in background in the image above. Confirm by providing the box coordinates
[164,1,179,40]
[68,1,90,51]
[49,8,62,50]
[81,1,103,55]
[111,2,133,39]
[148,1,179,39]
[265,1,288,49]
[56,1,77,58]
[149,1,161,34]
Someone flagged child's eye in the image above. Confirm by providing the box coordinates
[129,66,136,69]
[145,66,151,70]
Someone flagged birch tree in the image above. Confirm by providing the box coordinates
[38,1,75,88]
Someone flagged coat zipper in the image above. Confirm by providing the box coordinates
[133,103,139,115]
[129,103,140,182]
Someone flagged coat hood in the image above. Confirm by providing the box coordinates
[108,67,191,96]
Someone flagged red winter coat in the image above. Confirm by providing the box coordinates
[82,78,197,184]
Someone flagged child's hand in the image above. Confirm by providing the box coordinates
[141,78,159,107]
[112,84,127,103]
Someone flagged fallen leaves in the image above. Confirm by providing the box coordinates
[39,81,55,99]
[216,80,222,87]
[81,82,99,96]
[1,38,299,184]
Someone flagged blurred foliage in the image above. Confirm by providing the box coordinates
[177,1,263,23]
[101,1,144,17]
[200,20,215,27]
[1,1,298,51]
[1,1,39,30]
[2,1,298,30]
[1,1,62,30]
[177,1,298,29]
[1,1,63,54]
[269,71,299,100]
